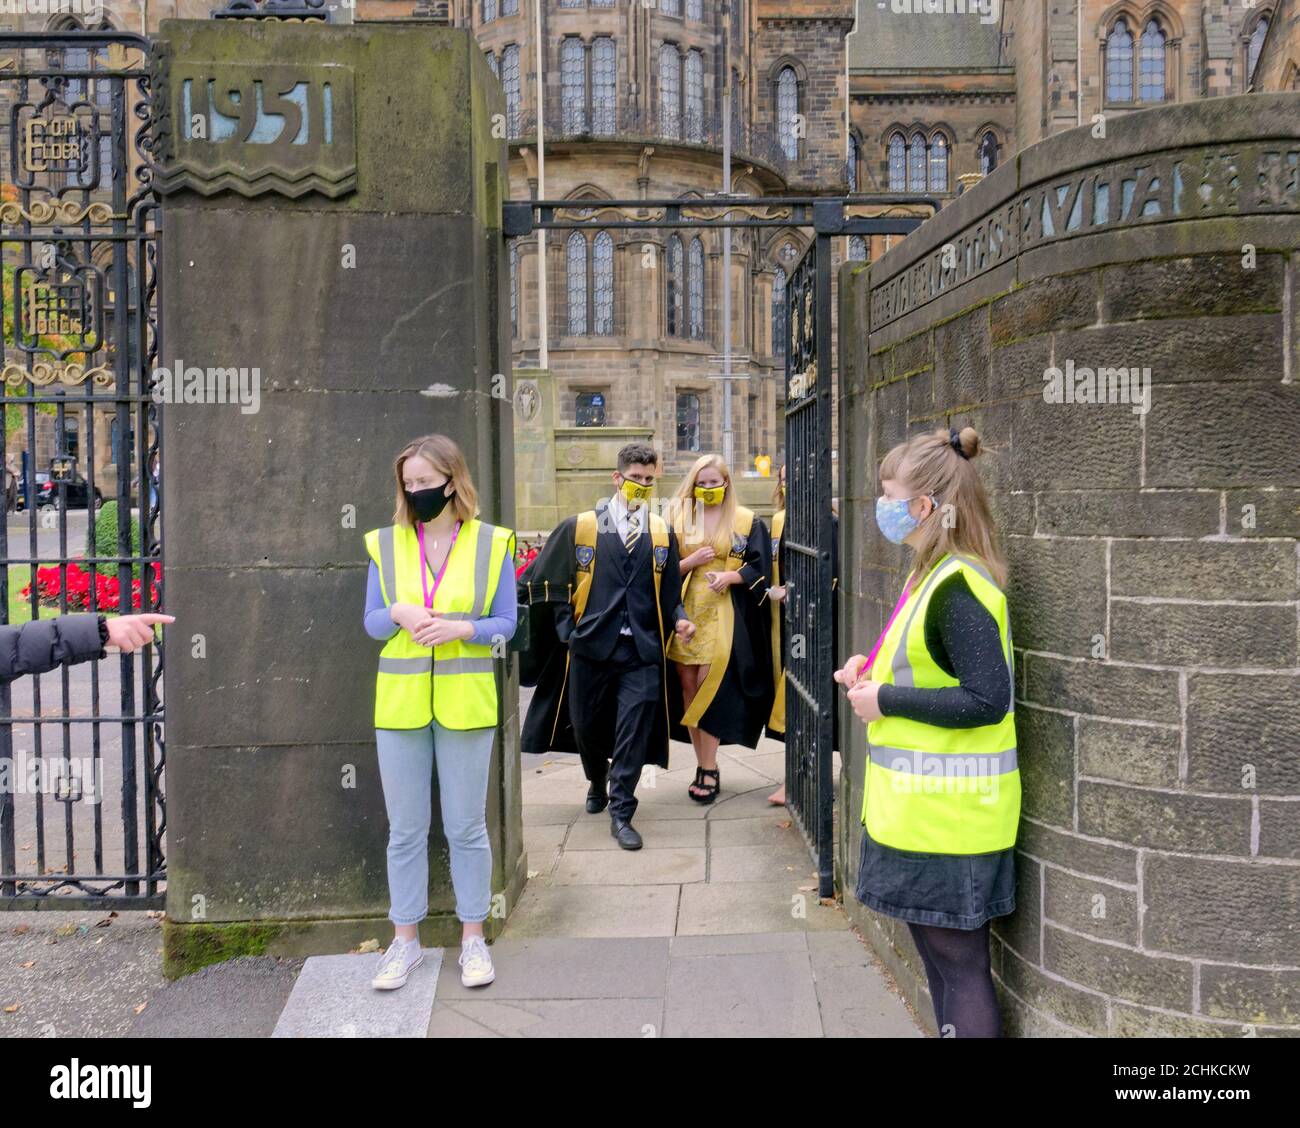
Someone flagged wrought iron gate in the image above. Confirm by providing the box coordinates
[782,231,836,898]
[0,32,164,908]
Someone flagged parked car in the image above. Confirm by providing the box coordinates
[33,471,103,511]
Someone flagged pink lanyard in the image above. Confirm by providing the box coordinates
[416,520,461,610]
[853,577,914,685]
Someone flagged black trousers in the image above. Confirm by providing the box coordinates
[567,634,660,822]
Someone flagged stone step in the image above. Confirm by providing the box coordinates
[272,948,445,1039]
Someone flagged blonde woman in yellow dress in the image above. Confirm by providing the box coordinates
[665,455,775,803]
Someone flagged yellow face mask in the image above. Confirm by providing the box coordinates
[694,485,726,506]
[620,477,654,504]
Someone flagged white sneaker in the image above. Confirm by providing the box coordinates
[458,936,495,988]
[371,936,423,991]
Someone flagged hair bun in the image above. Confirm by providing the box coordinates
[956,426,981,459]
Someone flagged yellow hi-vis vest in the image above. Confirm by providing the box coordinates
[768,508,786,733]
[861,552,1019,854]
[364,518,515,731]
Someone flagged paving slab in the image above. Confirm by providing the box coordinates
[522,802,586,826]
[676,880,847,935]
[708,843,819,882]
[707,814,808,847]
[669,931,808,958]
[564,817,706,850]
[523,822,569,851]
[550,847,706,886]
[503,883,681,939]
[664,948,823,1037]
[272,948,444,1038]
[435,937,668,1001]
[428,996,664,1038]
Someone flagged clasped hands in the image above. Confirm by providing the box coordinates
[390,602,476,648]
[685,546,741,594]
[833,652,884,723]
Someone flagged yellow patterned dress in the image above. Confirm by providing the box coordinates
[666,533,727,667]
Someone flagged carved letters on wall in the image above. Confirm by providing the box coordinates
[153,59,356,198]
[870,145,1300,330]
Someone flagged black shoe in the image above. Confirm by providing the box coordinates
[610,817,642,851]
[586,780,609,815]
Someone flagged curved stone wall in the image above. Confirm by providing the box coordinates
[837,93,1300,1036]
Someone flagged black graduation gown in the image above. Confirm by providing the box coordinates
[516,510,683,768]
[666,513,775,749]
[765,512,841,751]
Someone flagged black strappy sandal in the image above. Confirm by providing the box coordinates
[688,766,721,804]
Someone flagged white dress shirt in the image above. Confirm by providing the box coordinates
[605,491,645,636]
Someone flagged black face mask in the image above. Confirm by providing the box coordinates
[407,485,451,522]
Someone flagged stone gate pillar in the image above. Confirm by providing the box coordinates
[152,19,523,974]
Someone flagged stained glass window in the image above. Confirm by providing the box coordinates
[777,66,799,160]
[502,0,519,13]
[1249,17,1270,80]
[848,134,858,191]
[561,39,586,132]
[928,133,948,192]
[592,37,616,134]
[482,0,497,22]
[486,50,500,80]
[687,0,702,19]
[685,50,704,142]
[593,231,614,335]
[677,392,701,452]
[979,130,998,175]
[567,232,588,335]
[502,45,521,135]
[772,266,787,358]
[660,44,681,139]
[888,133,906,190]
[667,235,684,336]
[908,132,926,192]
[1139,20,1166,102]
[688,237,705,340]
[848,236,867,262]
[1106,19,1134,102]
[662,0,681,15]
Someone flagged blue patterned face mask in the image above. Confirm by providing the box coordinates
[875,494,933,544]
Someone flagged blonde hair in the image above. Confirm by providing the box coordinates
[392,433,480,527]
[668,453,737,559]
[879,426,1007,588]
[772,465,786,510]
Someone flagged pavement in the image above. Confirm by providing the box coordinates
[0,717,923,1038]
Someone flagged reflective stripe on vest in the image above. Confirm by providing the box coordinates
[861,553,1019,854]
[364,518,514,731]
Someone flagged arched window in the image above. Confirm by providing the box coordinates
[907,131,926,192]
[592,37,616,134]
[1248,15,1270,81]
[593,231,614,335]
[688,237,705,340]
[485,50,500,80]
[848,134,859,191]
[666,235,684,336]
[887,133,906,191]
[685,49,705,141]
[772,266,787,358]
[676,392,701,452]
[566,232,588,335]
[1106,18,1135,102]
[501,44,521,135]
[928,133,948,192]
[660,44,681,139]
[1138,20,1167,102]
[561,38,586,132]
[978,130,999,175]
[777,66,799,160]
[566,230,616,337]
[847,236,867,262]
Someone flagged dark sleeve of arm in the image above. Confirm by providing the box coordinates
[521,517,578,640]
[877,572,1010,728]
[0,614,107,686]
[737,518,773,604]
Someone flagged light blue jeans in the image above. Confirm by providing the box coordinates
[375,720,496,925]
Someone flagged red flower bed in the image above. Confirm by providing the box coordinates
[19,560,162,613]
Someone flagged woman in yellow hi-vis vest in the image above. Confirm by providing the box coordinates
[665,454,774,803]
[837,426,1016,1038]
[361,434,516,993]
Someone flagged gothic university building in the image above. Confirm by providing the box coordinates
[4,1,1299,481]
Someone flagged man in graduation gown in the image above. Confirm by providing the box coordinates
[518,442,693,850]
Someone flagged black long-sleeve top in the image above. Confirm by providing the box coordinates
[876,570,1011,728]
[0,614,109,687]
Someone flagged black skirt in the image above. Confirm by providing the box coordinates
[853,830,1016,930]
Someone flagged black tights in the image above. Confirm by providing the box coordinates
[907,921,1002,1038]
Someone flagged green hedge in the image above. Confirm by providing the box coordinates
[93,500,143,578]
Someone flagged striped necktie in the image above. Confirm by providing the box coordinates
[624,508,641,553]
